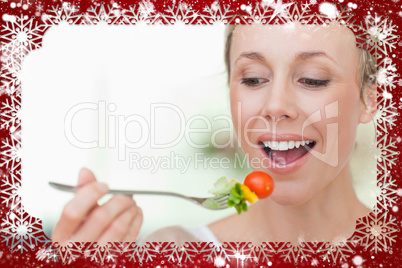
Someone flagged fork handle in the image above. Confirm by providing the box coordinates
[49,182,189,199]
[108,189,187,199]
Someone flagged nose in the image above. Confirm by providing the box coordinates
[261,77,298,122]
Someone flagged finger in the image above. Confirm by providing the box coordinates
[52,182,108,244]
[96,206,138,246]
[122,206,143,242]
[78,167,97,186]
[69,194,135,242]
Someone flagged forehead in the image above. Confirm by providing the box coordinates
[231,23,359,67]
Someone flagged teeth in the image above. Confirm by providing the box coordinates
[278,141,288,151]
[288,141,294,149]
[295,141,301,148]
[263,140,314,151]
[271,141,278,150]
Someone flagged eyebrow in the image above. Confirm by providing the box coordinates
[234,51,337,65]
[295,51,337,64]
[235,52,266,64]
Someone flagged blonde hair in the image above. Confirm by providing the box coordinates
[224,25,377,102]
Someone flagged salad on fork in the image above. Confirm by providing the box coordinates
[207,171,274,214]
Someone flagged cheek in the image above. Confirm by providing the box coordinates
[230,88,261,136]
[230,89,240,126]
[298,88,360,168]
[230,88,270,159]
[337,92,362,157]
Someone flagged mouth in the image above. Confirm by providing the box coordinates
[259,140,317,165]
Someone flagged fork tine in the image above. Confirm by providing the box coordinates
[216,201,228,207]
[213,195,229,201]
[214,197,229,204]
[214,200,228,205]
[213,195,229,207]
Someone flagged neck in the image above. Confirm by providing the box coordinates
[253,163,369,244]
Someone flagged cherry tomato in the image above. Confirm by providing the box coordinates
[243,171,274,199]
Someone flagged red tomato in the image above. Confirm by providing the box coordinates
[243,171,274,199]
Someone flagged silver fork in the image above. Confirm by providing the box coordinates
[49,182,229,210]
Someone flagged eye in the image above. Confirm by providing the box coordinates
[299,78,330,88]
[241,78,268,87]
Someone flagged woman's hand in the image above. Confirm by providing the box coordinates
[52,168,143,246]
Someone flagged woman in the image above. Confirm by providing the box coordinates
[208,22,376,244]
[52,21,377,246]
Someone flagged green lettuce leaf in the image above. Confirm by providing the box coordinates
[208,176,236,196]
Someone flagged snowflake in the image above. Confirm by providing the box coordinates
[376,97,399,134]
[332,4,357,26]
[376,173,398,212]
[285,4,318,23]
[301,1,311,11]
[317,239,355,264]
[121,3,158,25]
[247,2,319,25]
[376,58,398,91]
[199,242,230,263]
[1,16,47,94]
[138,0,156,19]
[310,0,317,5]
[84,242,123,264]
[266,1,295,23]
[83,4,122,25]
[42,4,81,25]
[355,14,398,59]
[251,242,277,264]
[276,241,316,264]
[1,170,21,210]
[239,2,352,26]
[376,135,398,174]
[161,242,198,264]
[199,3,234,24]
[352,210,399,253]
[214,255,226,267]
[0,83,19,97]
[311,258,319,266]
[124,242,159,264]
[0,133,21,170]
[223,242,260,265]
[35,247,53,261]
[0,93,21,130]
[0,208,50,253]
[236,4,272,24]
[34,2,45,17]
[161,3,199,25]
[397,79,402,87]
[51,242,85,264]
[1,15,48,61]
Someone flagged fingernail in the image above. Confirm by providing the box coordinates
[96,183,108,192]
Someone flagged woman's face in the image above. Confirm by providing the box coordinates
[229,23,371,206]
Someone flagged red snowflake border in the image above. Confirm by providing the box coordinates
[0,1,400,266]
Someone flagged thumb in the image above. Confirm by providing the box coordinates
[77,167,97,186]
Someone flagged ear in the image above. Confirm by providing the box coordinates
[359,84,377,124]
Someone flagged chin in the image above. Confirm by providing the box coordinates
[269,187,312,207]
